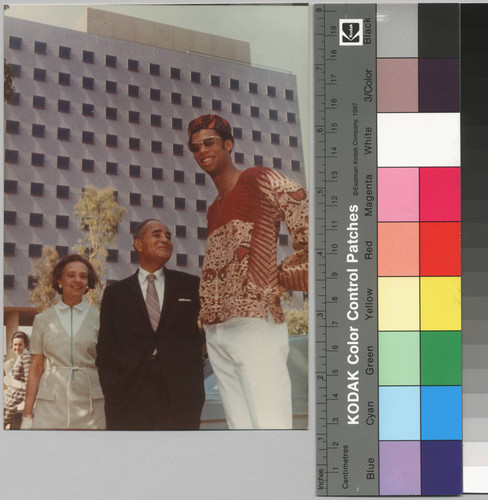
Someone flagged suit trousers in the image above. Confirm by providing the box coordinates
[205,317,292,429]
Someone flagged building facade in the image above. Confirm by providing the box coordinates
[3,10,306,339]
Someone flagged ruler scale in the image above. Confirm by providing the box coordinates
[315,4,379,496]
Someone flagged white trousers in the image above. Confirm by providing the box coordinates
[205,317,292,429]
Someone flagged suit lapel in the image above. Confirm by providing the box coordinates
[127,271,153,328]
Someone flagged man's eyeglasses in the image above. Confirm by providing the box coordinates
[188,136,222,153]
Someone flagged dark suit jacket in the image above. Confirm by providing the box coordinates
[96,268,205,430]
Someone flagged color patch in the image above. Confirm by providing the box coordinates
[418,58,460,112]
[420,331,461,386]
[379,386,420,440]
[378,277,419,331]
[378,168,418,222]
[377,58,418,112]
[420,277,461,331]
[421,441,463,495]
[379,441,421,495]
[379,331,419,385]
[419,167,460,221]
[378,223,419,276]
[420,222,461,276]
[421,386,462,440]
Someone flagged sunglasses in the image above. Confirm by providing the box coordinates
[188,136,223,153]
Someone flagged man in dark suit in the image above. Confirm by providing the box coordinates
[96,219,205,430]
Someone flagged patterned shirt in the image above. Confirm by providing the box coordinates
[200,166,308,325]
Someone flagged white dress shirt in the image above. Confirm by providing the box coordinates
[54,300,89,337]
[137,267,165,312]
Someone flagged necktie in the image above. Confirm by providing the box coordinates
[146,274,160,331]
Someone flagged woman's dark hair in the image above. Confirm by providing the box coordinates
[12,331,29,350]
[51,254,98,294]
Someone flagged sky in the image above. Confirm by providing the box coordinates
[4,1,310,172]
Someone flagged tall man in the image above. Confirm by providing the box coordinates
[188,114,308,429]
[96,219,204,430]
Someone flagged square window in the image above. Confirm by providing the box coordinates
[83,50,94,63]
[4,180,18,194]
[152,168,163,180]
[34,68,47,81]
[269,109,278,120]
[130,193,141,206]
[30,213,43,227]
[128,59,139,72]
[129,165,141,178]
[58,99,70,113]
[235,152,244,164]
[4,211,17,225]
[82,131,94,144]
[175,197,186,210]
[130,222,140,234]
[279,234,289,246]
[34,41,47,54]
[175,225,187,238]
[33,95,46,109]
[58,72,71,85]
[192,96,202,108]
[9,92,20,105]
[172,117,183,130]
[129,137,140,150]
[174,170,185,182]
[128,85,139,97]
[31,182,44,196]
[233,127,243,139]
[150,88,161,101]
[59,46,71,59]
[170,67,181,79]
[189,70,201,83]
[82,77,95,90]
[106,81,117,93]
[107,249,119,262]
[56,185,70,199]
[149,63,160,76]
[267,85,277,97]
[56,215,69,229]
[289,136,298,147]
[231,102,241,114]
[4,243,16,257]
[271,133,280,145]
[130,250,139,264]
[106,55,117,67]
[287,112,296,123]
[106,134,118,147]
[249,82,258,94]
[153,195,164,208]
[212,99,222,111]
[56,246,69,257]
[6,121,20,134]
[171,92,182,104]
[196,200,207,212]
[82,103,94,117]
[230,78,239,90]
[106,162,118,175]
[29,244,43,257]
[195,173,206,185]
[291,160,301,171]
[252,130,261,142]
[57,156,70,169]
[58,127,70,141]
[197,227,207,240]
[31,153,45,166]
[128,111,140,124]
[250,106,260,118]
[106,107,117,120]
[151,141,163,154]
[9,36,22,50]
[173,144,184,156]
[147,114,160,127]
[82,159,94,172]
[273,157,282,169]
[254,155,264,166]
[176,254,188,267]
[4,275,15,289]
[285,89,294,100]
[5,150,19,164]
[210,75,221,87]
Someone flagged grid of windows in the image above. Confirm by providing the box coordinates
[11,64,21,77]
[176,254,188,267]
[59,46,71,59]
[129,165,141,178]
[29,244,43,258]
[106,55,117,67]
[28,276,38,290]
[170,67,181,79]
[57,156,70,169]
[231,103,241,114]
[175,225,186,238]
[4,180,18,194]
[287,112,296,123]
[153,195,164,208]
[267,85,276,97]
[192,96,202,108]
[149,63,160,76]
[212,99,222,111]
[31,182,44,196]
[151,114,162,127]
[9,36,22,49]
[56,185,70,199]
[174,171,185,183]
[210,75,221,87]
[191,71,201,83]
[173,144,184,156]
[58,72,71,85]
[254,155,264,166]
[4,211,17,225]
[34,68,47,81]
[175,197,186,210]
[271,133,280,145]
[106,81,117,93]
[30,213,43,227]
[34,41,47,54]
[252,130,261,142]
[128,59,139,72]
[152,168,163,180]
[83,50,94,63]
[33,95,46,109]
[5,150,19,164]
[172,118,182,130]
[171,92,182,104]
[269,109,278,120]
[56,246,69,257]
[195,173,206,185]
[235,152,244,164]
[58,99,70,113]
[56,215,69,229]
[31,153,45,166]
[82,103,94,117]
[196,199,207,212]
[249,82,258,94]
[128,85,139,97]
[58,127,70,141]
[107,249,119,262]
[285,89,294,100]
[83,77,95,90]
[4,276,15,289]
[273,157,282,169]
[130,193,141,206]
[291,160,301,171]
[250,106,260,118]
[10,93,20,105]
[197,227,207,239]
[150,88,161,100]
[4,243,16,257]
[106,162,118,175]
[106,107,117,120]
[106,134,118,147]
[151,141,162,153]
[129,137,140,150]
[233,127,243,139]
[230,78,239,90]
[82,159,94,172]
[6,121,20,134]
[289,136,298,147]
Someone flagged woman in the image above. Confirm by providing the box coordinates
[22,255,106,430]
[4,331,31,429]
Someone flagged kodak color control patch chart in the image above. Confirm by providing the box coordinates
[315,4,462,495]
